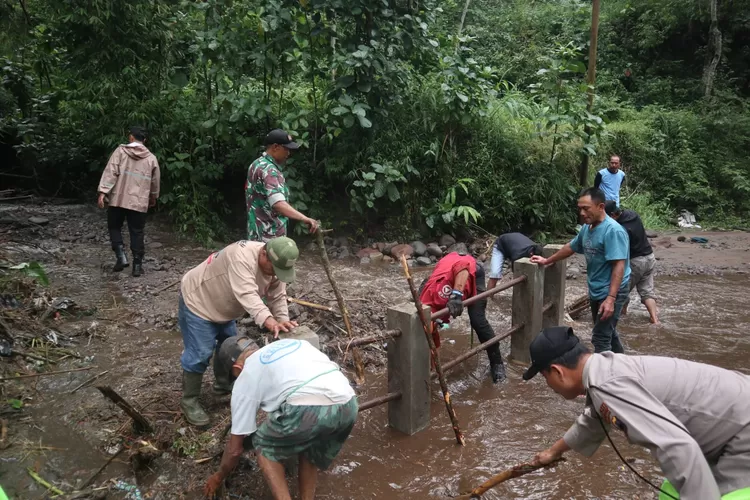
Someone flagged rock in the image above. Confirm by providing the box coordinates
[407,259,417,267]
[383,256,395,264]
[375,242,387,253]
[439,234,456,247]
[370,252,384,263]
[426,243,443,258]
[567,265,581,280]
[305,242,318,252]
[382,241,399,255]
[390,244,414,259]
[356,248,382,259]
[334,236,348,248]
[646,231,658,238]
[337,247,351,259]
[677,236,687,242]
[416,256,431,266]
[150,242,164,249]
[410,241,428,257]
[29,217,50,225]
[653,237,672,249]
[447,242,469,255]
[360,257,371,265]
[430,255,437,263]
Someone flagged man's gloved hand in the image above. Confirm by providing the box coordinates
[447,290,464,318]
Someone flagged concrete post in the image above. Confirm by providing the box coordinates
[386,302,431,435]
[542,244,567,328]
[278,325,320,350]
[511,258,544,365]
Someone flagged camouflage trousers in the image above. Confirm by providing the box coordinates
[245,397,358,470]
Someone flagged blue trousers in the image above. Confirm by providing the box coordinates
[589,285,629,353]
[179,295,237,374]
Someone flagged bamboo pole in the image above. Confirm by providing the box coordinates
[287,296,335,313]
[455,459,564,499]
[399,255,465,446]
[315,230,366,384]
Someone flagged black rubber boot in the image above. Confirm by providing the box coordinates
[112,245,129,272]
[132,254,143,277]
[490,360,507,383]
[212,353,233,395]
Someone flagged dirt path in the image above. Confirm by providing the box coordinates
[1,201,748,499]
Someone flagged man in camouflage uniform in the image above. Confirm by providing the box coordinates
[246,129,319,242]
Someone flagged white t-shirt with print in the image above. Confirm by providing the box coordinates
[230,339,355,436]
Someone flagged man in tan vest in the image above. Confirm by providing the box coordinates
[97,126,160,277]
[178,237,299,426]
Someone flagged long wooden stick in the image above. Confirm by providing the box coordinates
[0,366,94,381]
[315,230,366,384]
[79,446,125,489]
[399,255,465,446]
[455,459,564,499]
[287,297,335,313]
[70,370,110,394]
[96,386,153,433]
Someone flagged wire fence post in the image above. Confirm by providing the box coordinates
[386,302,431,435]
[510,258,545,365]
[542,244,567,327]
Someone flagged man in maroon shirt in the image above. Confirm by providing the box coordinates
[419,252,506,383]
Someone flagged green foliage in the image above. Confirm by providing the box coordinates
[620,192,674,230]
[172,431,214,458]
[423,178,482,230]
[349,162,417,214]
[9,262,49,286]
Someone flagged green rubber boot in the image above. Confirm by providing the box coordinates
[212,353,233,395]
[180,371,210,426]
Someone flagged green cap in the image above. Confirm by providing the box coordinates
[266,237,299,283]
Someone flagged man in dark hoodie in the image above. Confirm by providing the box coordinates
[97,126,160,277]
[605,201,659,324]
[487,232,544,290]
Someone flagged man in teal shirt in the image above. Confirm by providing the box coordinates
[532,188,630,353]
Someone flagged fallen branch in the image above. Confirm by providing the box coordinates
[287,297,335,313]
[0,419,8,450]
[27,467,64,496]
[454,459,565,499]
[70,370,110,394]
[0,366,94,382]
[315,230,365,384]
[96,386,154,433]
[79,446,125,490]
[155,280,180,294]
[399,255,465,446]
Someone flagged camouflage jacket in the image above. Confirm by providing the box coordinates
[245,153,290,242]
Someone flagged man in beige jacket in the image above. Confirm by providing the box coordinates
[178,237,299,426]
[97,126,160,277]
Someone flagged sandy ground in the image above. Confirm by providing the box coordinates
[0,200,748,499]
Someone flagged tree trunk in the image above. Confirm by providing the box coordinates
[702,0,722,98]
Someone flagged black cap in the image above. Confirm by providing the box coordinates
[264,129,299,150]
[522,326,580,380]
[217,336,259,381]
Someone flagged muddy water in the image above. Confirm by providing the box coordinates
[318,274,750,499]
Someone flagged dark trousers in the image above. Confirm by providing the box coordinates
[589,285,629,353]
[108,206,146,255]
[470,264,503,366]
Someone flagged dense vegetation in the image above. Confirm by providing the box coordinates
[2,0,749,243]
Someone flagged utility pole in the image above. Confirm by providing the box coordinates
[579,0,601,187]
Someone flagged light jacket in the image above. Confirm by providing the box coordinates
[98,142,160,213]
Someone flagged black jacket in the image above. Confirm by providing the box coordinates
[617,210,652,258]
[495,233,539,262]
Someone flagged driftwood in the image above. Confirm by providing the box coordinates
[566,294,590,320]
[96,386,153,433]
[455,459,565,499]
[399,255,465,446]
[315,230,366,384]
[70,370,110,394]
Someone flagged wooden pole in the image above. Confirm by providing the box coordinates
[96,386,154,433]
[579,0,601,187]
[399,255,465,446]
[455,459,564,499]
[315,230,366,384]
[287,297,335,313]
[0,366,94,381]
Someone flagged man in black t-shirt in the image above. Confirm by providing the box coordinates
[605,201,659,324]
[487,233,543,290]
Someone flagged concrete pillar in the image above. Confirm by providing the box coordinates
[511,258,544,365]
[542,244,567,328]
[386,302,431,435]
[278,325,320,350]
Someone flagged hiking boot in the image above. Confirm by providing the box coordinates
[112,245,129,272]
[180,371,210,426]
[132,253,143,277]
[490,361,507,383]
[212,354,233,395]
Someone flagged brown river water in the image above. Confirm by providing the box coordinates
[319,274,750,499]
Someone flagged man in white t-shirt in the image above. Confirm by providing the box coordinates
[204,336,358,500]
